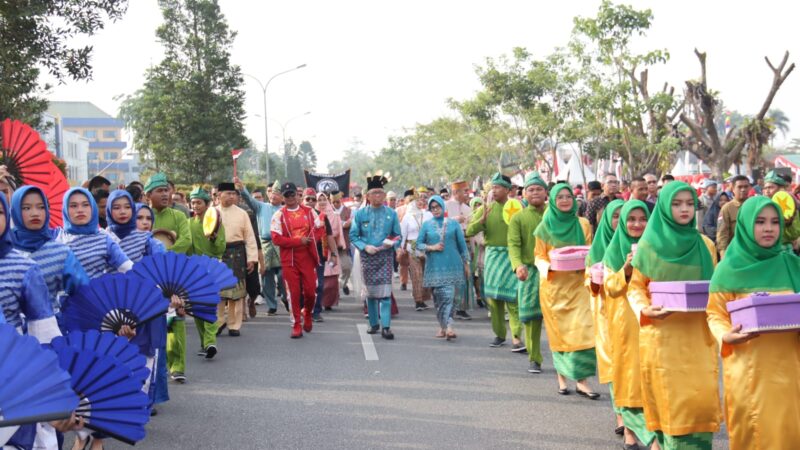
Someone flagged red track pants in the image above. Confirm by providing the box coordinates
[282,254,318,324]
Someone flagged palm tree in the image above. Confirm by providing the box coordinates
[768,109,790,145]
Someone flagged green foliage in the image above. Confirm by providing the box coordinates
[118,0,247,184]
[0,0,128,126]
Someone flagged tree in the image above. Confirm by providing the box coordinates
[0,0,128,126]
[768,108,790,145]
[119,0,248,183]
[680,50,795,179]
[296,141,317,171]
[327,143,375,189]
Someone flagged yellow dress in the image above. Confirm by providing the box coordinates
[627,235,722,436]
[604,266,643,408]
[586,268,612,384]
[707,290,800,450]
[534,218,594,354]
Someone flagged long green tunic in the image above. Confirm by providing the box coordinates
[188,215,226,258]
[507,205,544,270]
[153,206,192,254]
[466,201,508,246]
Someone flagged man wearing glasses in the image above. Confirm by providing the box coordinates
[585,173,621,231]
[643,173,659,203]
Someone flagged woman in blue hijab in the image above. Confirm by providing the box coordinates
[55,187,132,279]
[106,189,165,262]
[10,186,88,331]
[416,195,471,340]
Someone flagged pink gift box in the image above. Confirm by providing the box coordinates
[649,280,710,312]
[549,246,590,271]
[727,293,800,334]
[590,263,604,285]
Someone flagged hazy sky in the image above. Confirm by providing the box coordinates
[47,0,800,172]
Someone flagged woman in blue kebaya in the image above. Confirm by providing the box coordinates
[106,189,165,262]
[416,195,471,340]
[55,187,132,278]
[10,186,89,333]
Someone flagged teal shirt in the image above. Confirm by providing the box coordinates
[349,205,401,251]
[417,217,470,287]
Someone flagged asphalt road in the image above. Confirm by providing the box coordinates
[77,278,730,450]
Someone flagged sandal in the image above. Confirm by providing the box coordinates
[446,329,457,340]
[435,330,446,338]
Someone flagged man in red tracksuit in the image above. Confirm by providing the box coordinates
[270,182,326,338]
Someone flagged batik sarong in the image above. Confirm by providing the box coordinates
[221,241,247,299]
[360,247,394,299]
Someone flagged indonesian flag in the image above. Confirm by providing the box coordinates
[231,148,244,160]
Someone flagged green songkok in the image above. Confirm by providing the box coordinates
[709,196,800,293]
[490,172,512,189]
[523,171,547,189]
[603,200,650,272]
[764,170,788,186]
[534,183,585,248]
[189,186,211,202]
[586,199,624,266]
[144,172,168,193]
[632,181,713,281]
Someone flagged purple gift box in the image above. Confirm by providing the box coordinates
[549,245,590,271]
[649,280,710,312]
[727,292,800,334]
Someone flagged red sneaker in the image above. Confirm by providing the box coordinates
[303,311,313,333]
[291,323,303,339]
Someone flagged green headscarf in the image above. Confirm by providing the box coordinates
[586,199,624,265]
[523,171,547,189]
[710,196,800,293]
[534,183,585,248]
[632,181,714,281]
[603,200,650,272]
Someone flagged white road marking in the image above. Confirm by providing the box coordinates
[356,324,379,361]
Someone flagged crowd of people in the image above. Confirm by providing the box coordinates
[1,161,799,450]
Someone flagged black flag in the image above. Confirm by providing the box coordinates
[304,169,351,197]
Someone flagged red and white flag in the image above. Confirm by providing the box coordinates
[231,148,244,160]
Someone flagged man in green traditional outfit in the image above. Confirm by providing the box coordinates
[145,172,193,383]
[508,172,548,373]
[762,169,800,246]
[466,173,524,350]
[187,187,226,359]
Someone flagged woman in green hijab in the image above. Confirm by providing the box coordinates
[627,181,720,449]
[706,196,800,449]
[533,183,597,398]
[602,200,656,449]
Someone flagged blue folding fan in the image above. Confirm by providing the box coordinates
[53,346,150,445]
[61,273,169,334]
[183,302,218,323]
[50,330,150,386]
[0,324,79,427]
[132,252,222,306]
[190,254,238,290]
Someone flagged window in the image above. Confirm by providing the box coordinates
[107,172,118,181]
[83,130,97,139]
[87,152,98,160]
[102,130,117,139]
[104,152,118,160]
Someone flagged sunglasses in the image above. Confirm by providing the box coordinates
[304,197,316,202]
[284,192,296,197]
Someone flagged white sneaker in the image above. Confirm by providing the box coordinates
[254,295,265,305]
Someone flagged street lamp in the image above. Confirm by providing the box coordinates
[243,63,307,183]
[270,111,311,176]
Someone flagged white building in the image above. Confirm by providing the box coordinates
[41,113,90,185]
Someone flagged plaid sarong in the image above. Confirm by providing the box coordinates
[517,264,541,322]
[483,246,517,302]
[360,247,394,299]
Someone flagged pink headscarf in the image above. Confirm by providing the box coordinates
[318,192,345,249]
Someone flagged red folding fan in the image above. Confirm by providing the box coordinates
[1,119,55,187]
[46,166,69,228]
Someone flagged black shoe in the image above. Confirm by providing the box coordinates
[557,387,570,395]
[312,314,324,322]
[420,303,431,310]
[415,304,424,312]
[576,388,600,400]
[455,310,472,320]
[170,372,186,383]
[204,345,217,360]
[150,407,158,417]
[477,299,486,308]
[228,329,240,337]
[366,325,379,334]
[381,328,394,340]
[511,343,527,353]
[216,323,227,336]
[489,337,506,347]
[324,307,333,311]
[400,284,407,291]
[615,426,625,436]
[342,285,350,295]
[623,443,640,450]
[196,349,207,357]
[267,308,277,316]
[281,298,290,312]
[528,361,542,373]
